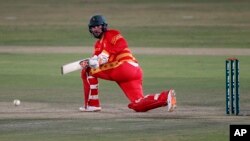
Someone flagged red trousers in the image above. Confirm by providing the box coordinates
[81,62,169,112]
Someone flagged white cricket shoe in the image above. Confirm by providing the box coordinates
[79,106,101,112]
[167,89,177,112]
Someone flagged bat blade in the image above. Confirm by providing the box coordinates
[61,59,88,75]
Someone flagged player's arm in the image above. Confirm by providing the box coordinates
[109,33,128,53]
[88,31,127,69]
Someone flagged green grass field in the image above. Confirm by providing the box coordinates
[1,0,250,141]
[1,54,250,141]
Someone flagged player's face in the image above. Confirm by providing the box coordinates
[90,25,103,38]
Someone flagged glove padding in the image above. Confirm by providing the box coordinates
[89,55,99,68]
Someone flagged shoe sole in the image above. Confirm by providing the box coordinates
[80,109,101,112]
[167,89,177,112]
[79,107,101,112]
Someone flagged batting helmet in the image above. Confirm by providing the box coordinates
[88,15,108,37]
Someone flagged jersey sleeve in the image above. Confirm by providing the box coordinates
[93,41,102,56]
[105,30,128,54]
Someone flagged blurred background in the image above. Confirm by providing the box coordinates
[1,0,250,47]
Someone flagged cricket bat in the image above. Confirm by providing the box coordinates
[61,59,89,75]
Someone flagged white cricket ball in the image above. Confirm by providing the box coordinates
[13,99,21,106]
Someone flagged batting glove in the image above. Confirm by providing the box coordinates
[89,55,99,68]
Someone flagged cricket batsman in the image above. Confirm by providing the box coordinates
[79,15,177,112]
